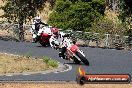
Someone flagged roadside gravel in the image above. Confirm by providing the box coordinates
[0,83,132,88]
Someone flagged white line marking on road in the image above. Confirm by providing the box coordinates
[53,71,60,73]
[22,74,30,76]
[54,64,72,73]
[6,75,13,76]
[62,64,72,72]
[41,73,47,74]
[111,49,116,50]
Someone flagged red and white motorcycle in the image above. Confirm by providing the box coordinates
[61,36,89,65]
[37,26,52,46]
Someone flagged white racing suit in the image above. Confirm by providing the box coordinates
[31,22,37,39]
[37,26,52,36]
[49,32,67,59]
[31,21,51,42]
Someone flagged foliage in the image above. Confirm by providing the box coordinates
[43,56,50,63]
[118,0,132,36]
[0,0,55,41]
[1,0,48,23]
[87,16,127,35]
[48,0,105,31]
[43,56,58,68]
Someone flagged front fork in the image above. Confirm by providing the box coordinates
[67,48,85,62]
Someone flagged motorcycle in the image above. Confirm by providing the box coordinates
[32,25,52,46]
[38,26,52,46]
[55,35,89,65]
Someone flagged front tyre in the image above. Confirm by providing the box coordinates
[76,51,89,66]
[73,56,81,64]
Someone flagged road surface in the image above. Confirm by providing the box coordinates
[0,40,132,81]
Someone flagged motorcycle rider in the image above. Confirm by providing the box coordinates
[49,27,68,60]
[50,28,89,65]
[31,14,49,43]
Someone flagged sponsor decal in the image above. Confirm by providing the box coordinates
[76,66,131,85]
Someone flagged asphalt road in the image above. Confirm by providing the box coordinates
[0,40,132,81]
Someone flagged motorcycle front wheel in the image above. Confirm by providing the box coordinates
[73,56,81,64]
[76,51,89,66]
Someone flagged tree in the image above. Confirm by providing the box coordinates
[118,0,132,33]
[1,0,54,41]
[48,0,105,31]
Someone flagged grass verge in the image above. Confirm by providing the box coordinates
[0,53,59,74]
[43,56,59,68]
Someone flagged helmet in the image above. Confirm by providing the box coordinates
[51,27,59,36]
[35,16,41,23]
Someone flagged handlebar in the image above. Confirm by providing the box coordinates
[63,33,72,38]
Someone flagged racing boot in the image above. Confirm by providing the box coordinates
[35,36,40,43]
[60,57,65,60]
[60,55,70,60]
[32,38,36,43]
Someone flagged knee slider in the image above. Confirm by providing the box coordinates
[59,52,63,57]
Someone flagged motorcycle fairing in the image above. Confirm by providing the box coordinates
[41,33,50,43]
[70,45,78,53]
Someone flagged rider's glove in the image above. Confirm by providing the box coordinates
[53,45,59,50]
[63,33,72,37]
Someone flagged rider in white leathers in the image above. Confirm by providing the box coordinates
[49,27,68,60]
[31,14,49,42]
[37,25,52,36]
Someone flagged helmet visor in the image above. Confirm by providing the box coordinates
[36,19,40,23]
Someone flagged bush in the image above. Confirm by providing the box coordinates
[48,0,105,31]
[87,16,127,35]
[43,56,50,63]
[43,56,58,68]
[47,60,59,68]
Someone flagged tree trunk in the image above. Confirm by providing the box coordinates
[19,17,24,42]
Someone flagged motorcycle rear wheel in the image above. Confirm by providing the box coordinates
[76,51,89,66]
[39,40,49,47]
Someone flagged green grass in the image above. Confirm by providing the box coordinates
[43,56,59,68]
[0,53,59,74]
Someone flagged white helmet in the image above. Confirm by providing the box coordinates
[35,16,41,23]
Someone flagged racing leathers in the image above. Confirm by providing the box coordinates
[49,32,67,59]
[31,17,49,43]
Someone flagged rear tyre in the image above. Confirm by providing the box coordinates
[39,40,46,47]
[39,36,50,47]
[76,51,89,66]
